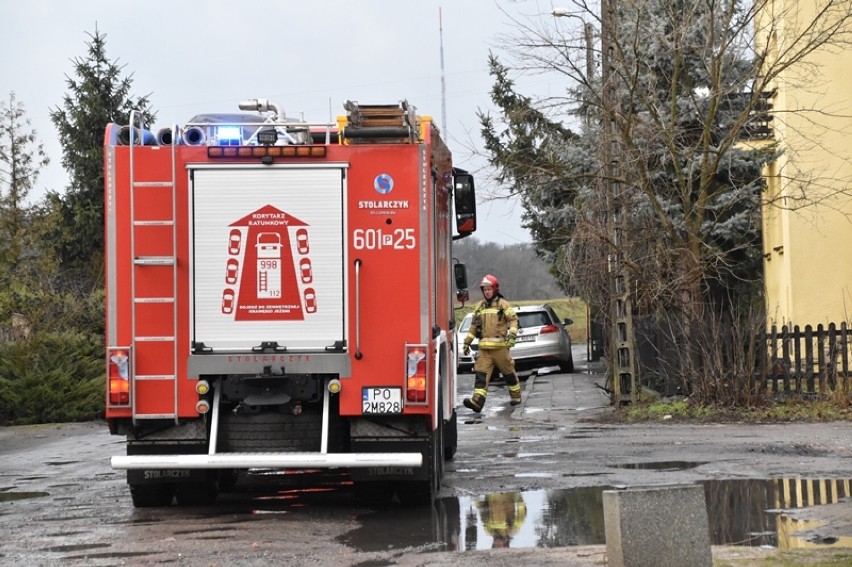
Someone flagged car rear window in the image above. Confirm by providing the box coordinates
[518,311,551,329]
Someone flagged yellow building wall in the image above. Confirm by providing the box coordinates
[760,2,852,327]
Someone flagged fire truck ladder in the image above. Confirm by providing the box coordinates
[128,111,179,424]
[341,100,419,143]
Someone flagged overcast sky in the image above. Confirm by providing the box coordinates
[2,0,572,246]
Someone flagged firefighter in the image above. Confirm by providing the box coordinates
[462,274,520,412]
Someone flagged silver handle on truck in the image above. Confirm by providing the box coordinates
[354,259,362,360]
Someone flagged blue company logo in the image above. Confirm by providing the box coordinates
[374,174,394,195]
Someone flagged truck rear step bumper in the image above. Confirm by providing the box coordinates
[112,452,423,470]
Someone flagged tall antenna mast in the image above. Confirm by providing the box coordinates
[439,7,447,136]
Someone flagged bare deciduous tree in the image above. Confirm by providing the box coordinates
[0,92,49,272]
[479,0,852,404]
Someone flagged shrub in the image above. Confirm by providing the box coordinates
[0,329,103,425]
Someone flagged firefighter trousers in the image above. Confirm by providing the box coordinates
[467,347,521,411]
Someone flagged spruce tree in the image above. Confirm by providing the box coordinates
[49,27,154,289]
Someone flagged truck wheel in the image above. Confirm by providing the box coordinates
[217,469,241,492]
[130,483,174,508]
[175,481,218,506]
[398,403,443,506]
[443,409,457,461]
[353,481,395,505]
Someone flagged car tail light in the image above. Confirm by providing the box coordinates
[405,345,428,404]
[540,324,559,334]
[107,348,131,406]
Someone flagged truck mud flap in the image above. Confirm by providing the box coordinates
[348,439,430,482]
[127,468,214,485]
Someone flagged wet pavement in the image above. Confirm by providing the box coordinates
[449,349,852,562]
[511,352,613,424]
[3,350,852,565]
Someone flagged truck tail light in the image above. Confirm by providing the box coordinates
[107,348,131,406]
[405,345,428,405]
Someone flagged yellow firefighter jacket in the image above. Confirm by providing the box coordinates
[465,296,518,350]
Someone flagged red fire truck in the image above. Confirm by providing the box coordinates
[104,98,476,507]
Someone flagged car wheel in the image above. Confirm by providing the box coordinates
[559,353,574,373]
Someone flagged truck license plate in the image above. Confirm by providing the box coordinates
[362,388,402,414]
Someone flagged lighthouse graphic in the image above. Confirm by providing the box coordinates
[224,205,313,321]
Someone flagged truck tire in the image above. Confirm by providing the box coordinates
[217,469,241,492]
[130,483,174,508]
[443,409,458,460]
[220,410,322,452]
[353,481,395,505]
[175,481,218,506]
[398,398,443,506]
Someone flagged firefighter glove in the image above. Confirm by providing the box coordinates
[507,335,517,349]
[463,342,471,356]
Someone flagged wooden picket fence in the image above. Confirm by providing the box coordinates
[763,323,851,396]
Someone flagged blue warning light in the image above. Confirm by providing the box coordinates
[217,126,242,146]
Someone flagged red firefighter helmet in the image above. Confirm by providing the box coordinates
[480,274,499,292]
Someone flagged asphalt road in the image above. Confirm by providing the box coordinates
[2,349,852,565]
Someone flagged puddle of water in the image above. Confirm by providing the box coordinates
[515,473,556,478]
[0,491,49,502]
[43,543,111,553]
[173,526,239,536]
[482,453,518,459]
[340,477,852,552]
[45,531,88,538]
[609,460,706,471]
[707,478,852,548]
[777,515,852,548]
[64,551,151,561]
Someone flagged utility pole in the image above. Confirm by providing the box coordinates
[600,0,639,404]
[439,7,447,136]
[551,10,595,128]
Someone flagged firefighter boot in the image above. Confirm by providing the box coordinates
[463,394,485,413]
[506,374,522,406]
[464,374,489,412]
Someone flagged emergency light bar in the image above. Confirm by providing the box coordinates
[207,145,327,158]
[216,125,242,146]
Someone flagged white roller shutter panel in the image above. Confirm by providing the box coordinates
[190,166,345,351]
